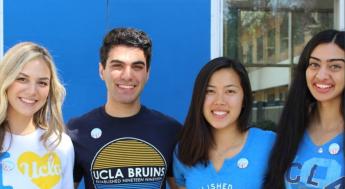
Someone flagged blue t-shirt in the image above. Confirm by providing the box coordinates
[285,132,344,189]
[173,128,275,189]
[68,106,181,189]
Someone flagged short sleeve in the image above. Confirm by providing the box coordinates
[172,147,186,187]
[61,134,75,189]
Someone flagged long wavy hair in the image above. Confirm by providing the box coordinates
[263,29,345,188]
[0,42,66,151]
[177,57,253,166]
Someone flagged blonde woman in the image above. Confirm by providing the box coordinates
[0,42,74,188]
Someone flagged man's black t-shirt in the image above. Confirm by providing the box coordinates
[67,106,181,189]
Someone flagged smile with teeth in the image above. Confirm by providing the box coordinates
[212,111,228,116]
[118,84,135,89]
[315,83,332,89]
[20,97,37,104]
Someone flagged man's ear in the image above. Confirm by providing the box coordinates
[99,63,104,80]
[146,68,150,82]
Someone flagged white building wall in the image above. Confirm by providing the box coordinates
[249,67,289,91]
[249,56,299,90]
[335,0,345,30]
[211,0,223,59]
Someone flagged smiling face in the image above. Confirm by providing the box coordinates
[203,68,244,130]
[6,58,51,119]
[99,45,149,109]
[306,43,345,104]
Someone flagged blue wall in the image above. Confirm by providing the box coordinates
[4,0,209,187]
[4,0,210,123]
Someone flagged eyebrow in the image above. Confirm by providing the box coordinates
[109,59,146,66]
[109,59,124,64]
[18,73,50,81]
[207,84,240,88]
[132,61,146,66]
[309,56,345,63]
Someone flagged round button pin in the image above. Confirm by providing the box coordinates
[237,158,249,169]
[91,128,102,139]
[328,143,340,155]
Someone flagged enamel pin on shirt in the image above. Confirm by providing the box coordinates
[91,128,102,139]
[328,143,340,155]
[237,158,249,169]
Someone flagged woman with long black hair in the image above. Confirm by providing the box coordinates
[174,57,275,189]
[264,29,344,188]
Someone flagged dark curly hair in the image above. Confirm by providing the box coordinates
[100,28,152,70]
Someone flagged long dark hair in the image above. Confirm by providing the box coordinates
[263,29,345,188]
[177,57,252,166]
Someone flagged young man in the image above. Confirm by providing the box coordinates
[68,28,181,189]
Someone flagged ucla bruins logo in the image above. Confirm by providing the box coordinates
[91,137,167,188]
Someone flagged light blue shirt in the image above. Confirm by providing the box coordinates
[285,132,344,189]
[173,128,276,189]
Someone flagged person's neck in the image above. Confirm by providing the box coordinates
[6,112,36,135]
[307,100,343,145]
[212,124,246,150]
[315,100,344,131]
[105,100,141,118]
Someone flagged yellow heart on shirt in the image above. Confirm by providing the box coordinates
[17,152,62,189]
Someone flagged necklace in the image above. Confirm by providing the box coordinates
[214,134,246,158]
[215,144,241,157]
[309,120,344,147]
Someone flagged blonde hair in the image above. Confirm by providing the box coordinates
[0,42,66,151]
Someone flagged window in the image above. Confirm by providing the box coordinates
[221,0,337,130]
[267,29,275,59]
[256,36,264,63]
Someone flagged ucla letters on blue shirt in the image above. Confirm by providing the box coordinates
[285,132,344,189]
